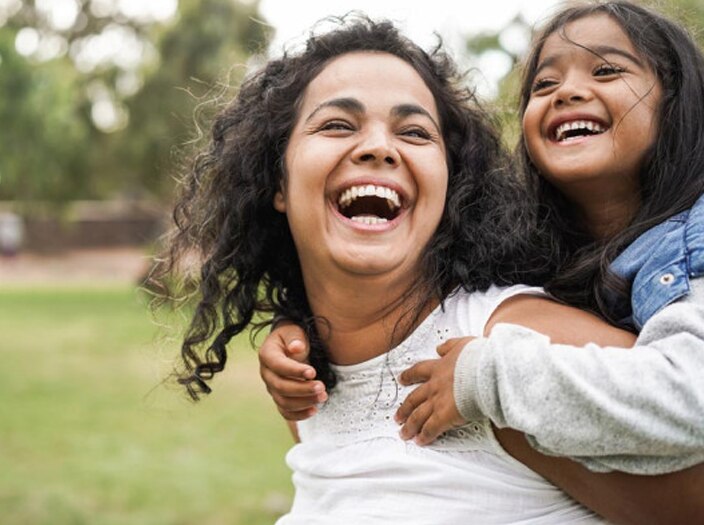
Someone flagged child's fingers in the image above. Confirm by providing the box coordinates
[394,383,427,423]
[260,322,316,380]
[270,389,325,413]
[398,399,433,441]
[437,336,474,357]
[265,372,327,420]
[414,413,450,446]
[286,338,309,361]
[399,359,435,386]
[277,323,311,363]
[259,341,316,381]
[261,366,326,398]
[279,405,319,421]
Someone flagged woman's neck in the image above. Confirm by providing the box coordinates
[302,271,435,365]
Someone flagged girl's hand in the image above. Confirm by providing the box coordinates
[259,322,327,421]
[395,337,472,445]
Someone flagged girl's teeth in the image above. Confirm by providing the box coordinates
[555,120,606,141]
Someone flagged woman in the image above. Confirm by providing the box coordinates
[255,10,704,525]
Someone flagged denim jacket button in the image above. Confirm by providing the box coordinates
[659,273,675,285]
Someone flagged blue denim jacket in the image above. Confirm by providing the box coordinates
[610,193,704,330]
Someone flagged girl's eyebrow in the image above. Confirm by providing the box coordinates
[591,45,645,67]
[305,98,440,131]
[535,44,645,77]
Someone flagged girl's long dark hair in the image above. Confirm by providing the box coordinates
[517,0,704,320]
[162,16,553,399]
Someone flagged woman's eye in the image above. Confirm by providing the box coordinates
[531,78,557,93]
[400,127,431,140]
[594,64,625,77]
[318,120,354,132]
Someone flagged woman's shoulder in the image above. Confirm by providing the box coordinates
[443,284,547,336]
[449,284,546,308]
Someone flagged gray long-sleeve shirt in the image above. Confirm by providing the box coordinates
[454,278,704,474]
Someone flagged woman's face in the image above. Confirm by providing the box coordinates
[275,51,448,289]
[522,14,661,206]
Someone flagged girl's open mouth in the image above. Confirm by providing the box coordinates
[551,120,608,142]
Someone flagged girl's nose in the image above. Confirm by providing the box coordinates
[352,128,400,167]
[553,76,592,107]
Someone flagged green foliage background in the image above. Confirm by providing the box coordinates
[0,0,270,204]
[0,287,293,524]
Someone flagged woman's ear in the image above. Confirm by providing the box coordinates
[274,190,286,212]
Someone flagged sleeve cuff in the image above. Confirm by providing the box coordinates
[453,338,488,421]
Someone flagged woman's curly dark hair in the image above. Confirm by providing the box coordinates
[163,15,553,400]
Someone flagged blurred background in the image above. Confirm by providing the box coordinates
[0,0,701,523]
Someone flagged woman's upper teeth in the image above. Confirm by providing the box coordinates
[555,120,606,141]
[338,184,401,210]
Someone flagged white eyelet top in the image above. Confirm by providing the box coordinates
[277,285,609,525]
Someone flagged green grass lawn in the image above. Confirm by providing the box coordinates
[0,286,294,525]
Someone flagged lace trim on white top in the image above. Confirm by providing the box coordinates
[297,289,512,456]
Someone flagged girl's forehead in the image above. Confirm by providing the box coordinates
[539,14,638,62]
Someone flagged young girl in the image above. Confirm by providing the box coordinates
[259,1,704,521]
[394,0,704,475]
[164,15,666,524]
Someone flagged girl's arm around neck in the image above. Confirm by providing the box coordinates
[476,288,704,468]
[483,290,704,524]
[484,294,636,346]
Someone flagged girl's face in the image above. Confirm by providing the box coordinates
[522,14,661,203]
[275,51,448,289]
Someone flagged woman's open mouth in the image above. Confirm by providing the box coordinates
[336,184,402,225]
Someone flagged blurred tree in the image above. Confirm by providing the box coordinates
[112,0,271,198]
[0,0,270,204]
[0,26,91,204]
[669,0,704,47]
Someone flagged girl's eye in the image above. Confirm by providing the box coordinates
[594,64,625,77]
[531,78,557,93]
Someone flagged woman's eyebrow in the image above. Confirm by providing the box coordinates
[392,104,441,131]
[305,97,364,122]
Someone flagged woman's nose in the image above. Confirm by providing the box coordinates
[352,128,400,166]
